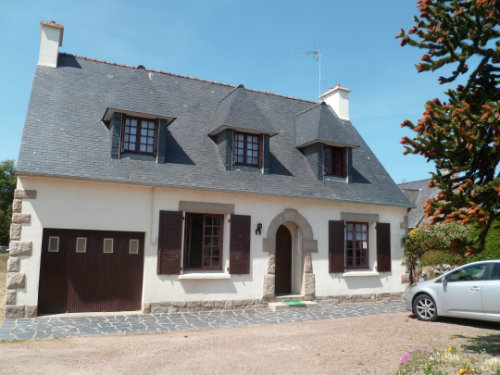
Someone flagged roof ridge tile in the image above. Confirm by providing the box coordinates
[59,52,317,104]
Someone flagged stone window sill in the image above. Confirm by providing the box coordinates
[178,273,231,280]
[342,271,380,277]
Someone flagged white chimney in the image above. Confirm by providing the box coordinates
[38,21,64,68]
[319,84,351,120]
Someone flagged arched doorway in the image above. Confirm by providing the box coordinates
[275,225,292,294]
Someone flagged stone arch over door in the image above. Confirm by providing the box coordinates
[262,209,317,300]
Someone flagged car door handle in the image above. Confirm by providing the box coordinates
[469,286,481,292]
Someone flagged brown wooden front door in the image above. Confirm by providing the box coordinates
[38,228,144,314]
[275,225,292,294]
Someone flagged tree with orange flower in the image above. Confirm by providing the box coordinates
[397,0,500,252]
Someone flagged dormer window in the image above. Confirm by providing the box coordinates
[233,131,262,168]
[121,116,158,156]
[323,145,346,178]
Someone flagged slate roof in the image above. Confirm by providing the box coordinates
[210,84,277,136]
[17,53,411,208]
[295,102,361,149]
[398,179,439,227]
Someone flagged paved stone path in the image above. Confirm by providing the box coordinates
[0,301,407,341]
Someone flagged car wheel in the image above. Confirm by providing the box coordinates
[413,294,437,321]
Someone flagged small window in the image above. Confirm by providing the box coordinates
[48,236,60,252]
[121,116,158,156]
[75,237,87,253]
[129,239,139,255]
[233,131,262,168]
[346,222,368,269]
[323,145,346,177]
[103,238,114,254]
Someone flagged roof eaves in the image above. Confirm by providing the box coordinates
[15,170,413,209]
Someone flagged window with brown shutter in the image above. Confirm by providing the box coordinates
[183,213,224,270]
[329,220,345,273]
[157,210,183,275]
[376,222,391,272]
[346,222,369,269]
[229,214,251,274]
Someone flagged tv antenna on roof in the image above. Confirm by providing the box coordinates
[296,43,322,97]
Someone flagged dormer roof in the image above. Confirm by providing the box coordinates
[209,84,277,137]
[295,102,361,149]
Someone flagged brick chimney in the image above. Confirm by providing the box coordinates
[319,84,351,121]
[38,21,64,68]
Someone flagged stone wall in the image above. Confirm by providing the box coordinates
[4,189,38,319]
[143,291,404,314]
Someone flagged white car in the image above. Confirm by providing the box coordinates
[405,260,500,322]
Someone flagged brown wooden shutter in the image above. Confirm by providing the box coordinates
[157,210,183,275]
[376,222,391,272]
[229,214,251,274]
[329,220,345,273]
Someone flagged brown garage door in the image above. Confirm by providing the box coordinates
[38,228,144,314]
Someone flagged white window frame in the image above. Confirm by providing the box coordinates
[103,238,114,254]
[48,236,60,253]
[75,237,87,253]
[129,239,139,255]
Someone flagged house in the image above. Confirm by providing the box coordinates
[5,21,412,318]
[398,179,439,230]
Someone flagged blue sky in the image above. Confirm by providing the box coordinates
[1,0,449,183]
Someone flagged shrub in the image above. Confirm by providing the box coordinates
[469,220,500,262]
[420,250,464,268]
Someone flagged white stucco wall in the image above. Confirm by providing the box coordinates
[15,176,408,307]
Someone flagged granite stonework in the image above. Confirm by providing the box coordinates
[147,298,264,313]
[6,273,25,290]
[4,189,37,319]
[5,290,16,305]
[8,241,32,256]
[11,213,31,224]
[12,199,22,213]
[9,224,22,241]
[7,257,20,272]
[14,189,37,200]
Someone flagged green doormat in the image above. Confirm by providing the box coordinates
[283,301,306,306]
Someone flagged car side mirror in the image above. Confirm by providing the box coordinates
[442,277,448,287]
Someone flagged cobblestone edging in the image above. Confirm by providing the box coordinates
[0,300,408,341]
[5,189,38,319]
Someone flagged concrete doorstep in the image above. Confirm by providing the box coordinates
[268,301,318,312]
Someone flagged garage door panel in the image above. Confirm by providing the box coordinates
[38,229,144,314]
[39,229,68,313]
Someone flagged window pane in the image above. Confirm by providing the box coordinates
[76,237,87,253]
[129,239,139,254]
[103,238,114,253]
[48,236,60,252]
